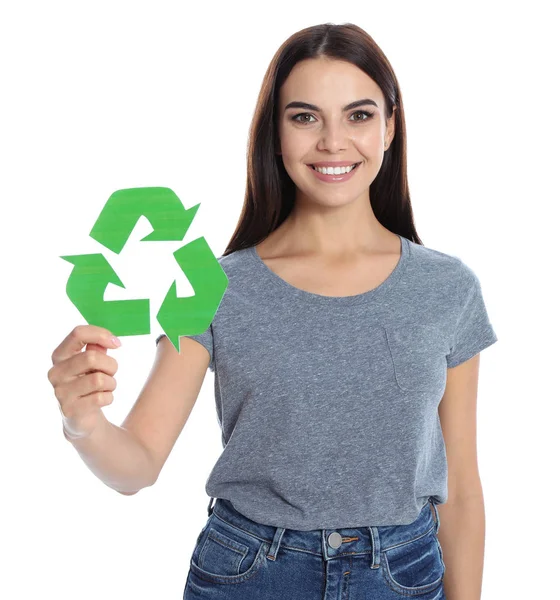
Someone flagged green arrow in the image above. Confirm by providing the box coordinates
[61,187,227,346]
[89,187,200,254]
[60,253,150,336]
[157,236,228,353]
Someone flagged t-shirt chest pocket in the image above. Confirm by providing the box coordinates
[384,324,448,393]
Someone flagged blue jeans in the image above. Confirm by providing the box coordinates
[184,496,446,599]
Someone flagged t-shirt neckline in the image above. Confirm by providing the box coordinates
[246,234,411,307]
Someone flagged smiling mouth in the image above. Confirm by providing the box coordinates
[308,162,361,173]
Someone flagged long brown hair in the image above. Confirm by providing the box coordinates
[222,22,423,257]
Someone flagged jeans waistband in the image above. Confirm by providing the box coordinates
[205,496,441,569]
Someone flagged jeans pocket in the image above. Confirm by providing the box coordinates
[381,528,445,596]
[384,324,447,393]
[189,515,267,585]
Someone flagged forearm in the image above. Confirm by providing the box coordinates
[437,495,485,600]
[63,411,157,495]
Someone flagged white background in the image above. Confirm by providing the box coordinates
[2,1,558,598]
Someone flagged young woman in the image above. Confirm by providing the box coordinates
[52,22,497,600]
[160,21,500,599]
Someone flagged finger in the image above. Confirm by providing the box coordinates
[57,371,116,411]
[51,325,120,366]
[52,351,118,388]
[83,343,108,373]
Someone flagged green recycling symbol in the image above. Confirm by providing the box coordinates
[60,187,228,353]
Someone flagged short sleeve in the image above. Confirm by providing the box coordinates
[446,271,498,368]
[155,325,215,372]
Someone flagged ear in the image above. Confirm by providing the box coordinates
[386,105,397,146]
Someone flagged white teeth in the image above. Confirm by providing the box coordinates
[312,163,358,175]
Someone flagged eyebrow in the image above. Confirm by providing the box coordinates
[284,98,379,112]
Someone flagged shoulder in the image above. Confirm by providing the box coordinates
[215,247,249,271]
[210,248,254,314]
[406,238,478,293]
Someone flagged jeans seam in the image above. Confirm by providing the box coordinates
[382,524,436,552]
[212,511,270,545]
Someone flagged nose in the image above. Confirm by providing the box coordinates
[317,120,350,153]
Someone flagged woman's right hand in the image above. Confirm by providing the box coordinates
[48,325,122,440]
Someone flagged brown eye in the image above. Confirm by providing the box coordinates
[350,110,374,122]
[292,113,316,124]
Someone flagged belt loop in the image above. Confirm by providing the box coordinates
[207,497,216,517]
[368,526,380,569]
[266,527,286,561]
[429,497,440,533]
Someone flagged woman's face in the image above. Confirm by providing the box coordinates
[277,57,395,207]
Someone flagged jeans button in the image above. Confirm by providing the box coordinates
[328,532,342,549]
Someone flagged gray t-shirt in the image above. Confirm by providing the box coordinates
[155,234,498,530]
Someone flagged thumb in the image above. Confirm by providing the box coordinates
[85,343,108,354]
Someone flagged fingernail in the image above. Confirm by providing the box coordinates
[111,336,121,347]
